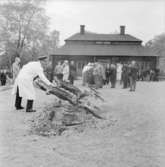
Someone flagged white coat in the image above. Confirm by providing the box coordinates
[62,64,69,81]
[117,63,123,81]
[12,61,51,100]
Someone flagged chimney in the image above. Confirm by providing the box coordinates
[120,25,125,35]
[80,25,85,34]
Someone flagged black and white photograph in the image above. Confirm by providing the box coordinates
[0,0,165,166]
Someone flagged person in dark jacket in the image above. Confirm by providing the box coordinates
[105,64,111,85]
[153,68,159,81]
[0,70,1,85]
[54,61,63,81]
[129,61,138,91]
[69,61,76,84]
[122,64,129,88]
[0,69,7,86]
[109,64,117,88]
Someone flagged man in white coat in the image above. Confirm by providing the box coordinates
[117,63,123,83]
[62,60,69,82]
[12,56,53,112]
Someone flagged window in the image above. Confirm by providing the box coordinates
[96,41,103,44]
[95,41,111,45]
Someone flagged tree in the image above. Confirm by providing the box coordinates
[0,0,50,67]
[145,33,165,72]
[145,33,165,57]
[40,30,60,56]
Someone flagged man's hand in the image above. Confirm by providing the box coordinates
[46,89,51,95]
[52,78,61,87]
[50,82,57,88]
[46,82,58,95]
[45,83,53,95]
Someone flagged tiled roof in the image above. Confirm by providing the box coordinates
[52,44,156,57]
[65,32,142,42]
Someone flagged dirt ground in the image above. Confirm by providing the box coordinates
[0,81,165,167]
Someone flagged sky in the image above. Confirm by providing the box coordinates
[45,0,165,45]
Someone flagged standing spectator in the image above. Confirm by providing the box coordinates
[62,60,69,82]
[129,61,138,92]
[6,70,12,85]
[82,62,94,86]
[0,69,7,86]
[105,64,111,85]
[54,61,63,81]
[82,63,88,86]
[122,64,129,88]
[12,57,21,83]
[69,61,76,84]
[93,62,105,89]
[93,63,100,89]
[0,70,1,85]
[109,64,117,88]
[154,68,159,81]
[150,69,155,81]
[117,63,123,84]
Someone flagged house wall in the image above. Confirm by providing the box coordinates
[51,55,156,78]
[157,56,165,73]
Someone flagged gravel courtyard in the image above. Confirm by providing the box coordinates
[0,81,165,167]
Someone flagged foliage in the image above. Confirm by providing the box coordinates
[0,0,59,69]
[145,33,165,57]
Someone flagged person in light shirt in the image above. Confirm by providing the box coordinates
[12,56,21,82]
[62,60,69,82]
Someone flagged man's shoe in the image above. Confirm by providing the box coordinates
[16,106,24,110]
[26,109,36,112]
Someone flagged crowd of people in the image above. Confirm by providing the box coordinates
[138,68,159,81]
[82,62,105,89]
[0,69,13,86]
[82,61,144,92]
[0,57,21,86]
[54,60,76,84]
[0,69,7,86]
[0,58,160,91]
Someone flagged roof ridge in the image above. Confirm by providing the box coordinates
[65,32,142,42]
